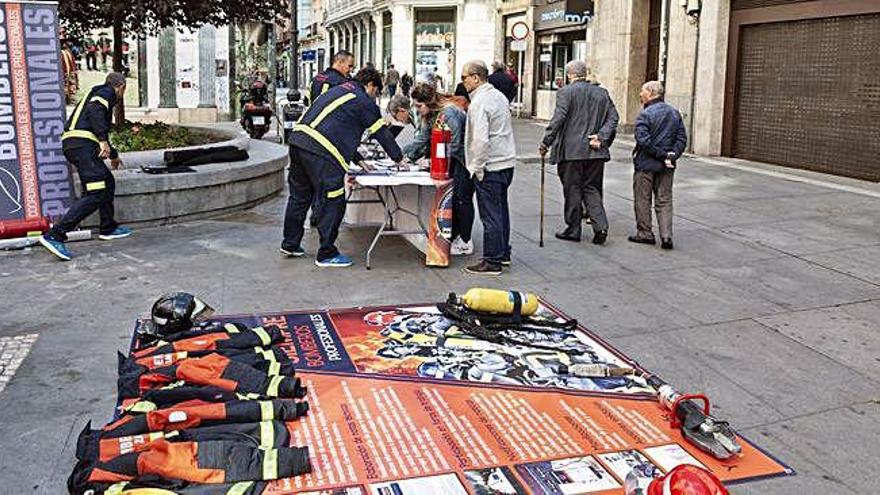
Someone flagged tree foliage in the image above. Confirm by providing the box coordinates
[58,0,289,36]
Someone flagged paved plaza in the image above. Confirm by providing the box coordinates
[1,121,878,493]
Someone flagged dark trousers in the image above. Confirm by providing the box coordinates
[474,167,514,265]
[450,158,475,243]
[633,168,675,240]
[46,146,118,242]
[282,146,347,261]
[558,159,608,237]
[86,52,97,70]
[387,84,397,97]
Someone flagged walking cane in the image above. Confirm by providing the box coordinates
[539,154,546,247]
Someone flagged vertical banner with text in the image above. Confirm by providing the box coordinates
[0,0,72,224]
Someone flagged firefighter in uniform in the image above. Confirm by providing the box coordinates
[309,50,354,104]
[281,67,404,267]
[39,72,132,261]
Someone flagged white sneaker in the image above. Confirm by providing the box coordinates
[450,237,474,256]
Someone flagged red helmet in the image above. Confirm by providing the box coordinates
[647,465,729,495]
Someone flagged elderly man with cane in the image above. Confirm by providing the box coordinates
[539,60,618,245]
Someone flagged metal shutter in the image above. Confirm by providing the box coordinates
[732,0,814,10]
[732,13,880,181]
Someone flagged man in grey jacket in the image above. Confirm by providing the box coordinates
[540,60,619,245]
[462,60,517,276]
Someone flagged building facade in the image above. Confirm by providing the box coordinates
[324,0,497,92]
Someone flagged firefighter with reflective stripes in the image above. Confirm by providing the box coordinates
[281,67,404,267]
[40,73,132,261]
[308,50,354,105]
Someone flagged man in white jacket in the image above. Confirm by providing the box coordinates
[462,60,516,275]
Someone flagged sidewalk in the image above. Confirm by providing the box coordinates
[0,121,878,493]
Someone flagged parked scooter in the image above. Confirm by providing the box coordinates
[238,79,273,140]
[278,90,307,145]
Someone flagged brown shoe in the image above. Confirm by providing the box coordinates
[464,260,503,276]
[627,235,656,245]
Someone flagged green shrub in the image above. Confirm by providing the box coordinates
[110,122,217,152]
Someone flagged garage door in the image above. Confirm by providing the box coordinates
[732,13,880,181]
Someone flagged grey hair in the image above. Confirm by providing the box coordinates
[565,60,587,79]
[105,72,126,88]
[642,80,665,98]
[463,60,489,81]
[387,94,411,114]
[491,61,505,72]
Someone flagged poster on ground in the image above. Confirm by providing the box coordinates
[132,300,792,494]
[0,1,73,225]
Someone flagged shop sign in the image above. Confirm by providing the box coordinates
[301,50,316,62]
[533,0,594,31]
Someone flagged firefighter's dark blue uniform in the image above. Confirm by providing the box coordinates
[282,81,403,261]
[309,67,349,105]
[45,84,120,242]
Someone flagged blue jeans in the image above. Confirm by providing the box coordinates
[474,168,514,265]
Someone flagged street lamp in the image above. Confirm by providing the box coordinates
[289,0,300,101]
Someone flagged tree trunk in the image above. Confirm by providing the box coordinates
[112,1,125,127]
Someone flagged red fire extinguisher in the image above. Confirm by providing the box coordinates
[430,120,451,180]
[0,216,51,240]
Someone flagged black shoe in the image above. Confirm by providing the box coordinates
[464,260,503,276]
[661,238,674,250]
[555,231,581,242]
[627,235,656,245]
[592,230,608,245]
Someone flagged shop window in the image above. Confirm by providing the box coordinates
[414,9,456,91]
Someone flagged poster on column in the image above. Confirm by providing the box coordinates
[128,300,793,494]
[0,0,74,227]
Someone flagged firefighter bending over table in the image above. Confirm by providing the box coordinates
[281,67,404,267]
[40,72,132,262]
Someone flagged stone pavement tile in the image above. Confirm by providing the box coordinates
[655,320,877,419]
[722,217,880,257]
[542,277,701,339]
[756,301,880,383]
[803,244,880,286]
[703,257,880,312]
[674,200,776,228]
[607,331,788,428]
[737,191,880,223]
[618,267,786,324]
[738,403,880,495]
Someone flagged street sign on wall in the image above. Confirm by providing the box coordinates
[0,0,73,225]
[511,39,527,52]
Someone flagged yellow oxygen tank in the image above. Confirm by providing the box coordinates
[460,288,539,316]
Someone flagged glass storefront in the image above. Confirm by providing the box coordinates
[537,31,586,91]
[414,9,456,91]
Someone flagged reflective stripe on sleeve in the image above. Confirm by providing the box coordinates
[326,187,345,199]
[90,95,110,108]
[320,83,329,95]
[259,421,273,449]
[259,400,273,421]
[266,375,284,397]
[253,327,271,346]
[262,449,279,480]
[224,323,241,334]
[61,129,100,143]
[85,181,107,191]
[227,482,255,495]
[367,118,386,135]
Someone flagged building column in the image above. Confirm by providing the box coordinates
[373,12,384,70]
[198,25,217,108]
[354,21,361,66]
[362,16,371,65]
[137,35,148,107]
[158,26,177,108]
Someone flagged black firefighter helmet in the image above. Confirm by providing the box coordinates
[150,292,215,336]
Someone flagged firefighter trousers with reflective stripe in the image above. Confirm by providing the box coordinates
[102,399,309,438]
[282,146,347,261]
[46,146,118,241]
[83,439,311,484]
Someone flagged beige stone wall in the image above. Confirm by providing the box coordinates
[663,1,730,155]
[588,0,651,129]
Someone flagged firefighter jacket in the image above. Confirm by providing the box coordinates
[91,479,267,495]
[117,353,306,400]
[63,83,119,159]
[102,399,308,439]
[119,383,259,415]
[309,67,349,104]
[133,325,284,358]
[291,80,403,172]
[125,344,295,378]
[74,438,310,486]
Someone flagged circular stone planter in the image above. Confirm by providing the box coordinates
[79,125,288,228]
